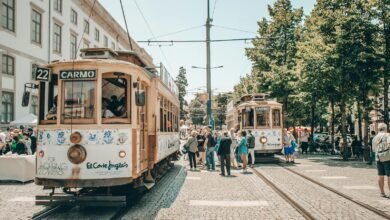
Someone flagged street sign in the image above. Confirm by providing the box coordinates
[34,67,51,82]
[59,70,97,80]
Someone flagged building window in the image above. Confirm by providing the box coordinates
[2,0,15,32]
[95,28,99,42]
[30,95,38,115]
[104,36,108,47]
[70,34,77,59]
[84,20,89,34]
[31,9,42,44]
[53,23,62,53]
[71,9,77,25]
[2,55,14,75]
[54,0,62,13]
[111,42,115,50]
[1,92,14,123]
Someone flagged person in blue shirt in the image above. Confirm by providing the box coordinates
[237,130,248,172]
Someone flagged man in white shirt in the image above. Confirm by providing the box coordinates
[300,128,309,154]
[372,124,390,198]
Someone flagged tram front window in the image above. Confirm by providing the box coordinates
[63,81,95,120]
[101,73,130,123]
[256,109,269,128]
[242,109,254,128]
[272,109,281,127]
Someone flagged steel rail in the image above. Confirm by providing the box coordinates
[32,205,67,220]
[280,164,390,219]
[251,168,315,220]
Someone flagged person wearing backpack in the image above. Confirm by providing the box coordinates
[247,130,256,168]
[372,124,390,198]
[204,127,216,171]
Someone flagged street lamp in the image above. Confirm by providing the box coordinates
[192,65,223,129]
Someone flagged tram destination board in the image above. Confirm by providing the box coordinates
[59,70,97,80]
[33,67,51,82]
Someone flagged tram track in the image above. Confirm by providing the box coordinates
[278,164,390,219]
[32,205,70,220]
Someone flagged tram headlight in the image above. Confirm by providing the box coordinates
[119,150,126,158]
[260,136,268,144]
[67,144,87,164]
[70,132,82,144]
[38,150,44,158]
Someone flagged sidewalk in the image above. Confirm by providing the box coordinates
[155,163,304,220]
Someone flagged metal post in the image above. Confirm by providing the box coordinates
[206,0,213,129]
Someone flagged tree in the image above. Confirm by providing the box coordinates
[214,93,231,129]
[175,67,188,120]
[246,0,303,128]
[189,94,207,127]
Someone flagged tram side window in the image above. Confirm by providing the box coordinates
[39,74,58,123]
[272,109,281,127]
[256,110,270,127]
[242,109,254,128]
[63,81,95,121]
[101,73,130,122]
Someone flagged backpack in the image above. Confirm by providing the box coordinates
[377,134,390,162]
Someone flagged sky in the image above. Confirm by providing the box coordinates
[99,0,316,101]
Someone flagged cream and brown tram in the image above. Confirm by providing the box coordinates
[226,94,283,161]
[30,48,180,205]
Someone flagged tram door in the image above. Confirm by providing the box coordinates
[139,83,148,171]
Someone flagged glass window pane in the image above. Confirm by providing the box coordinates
[272,109,281,127]
[102,74,128,119]
[63,81,95,119]
[256,109,269,127]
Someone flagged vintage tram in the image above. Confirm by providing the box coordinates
[226,93,283,161]
[29,48,180,205]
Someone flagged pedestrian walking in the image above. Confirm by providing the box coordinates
[186,130,199,171]
[372,124,390,198]
[367,131,376,165]
[205,127,216,170]
[300,128,309,154]
[247,130,255,168]
[283,128,295,163]
[218,131,232,176]
[196,128,206,166]
[230,128,238,169]
[238,130,248,172]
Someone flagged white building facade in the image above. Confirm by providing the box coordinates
[0,0,152,127]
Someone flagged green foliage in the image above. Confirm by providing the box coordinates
[175,67,189,119]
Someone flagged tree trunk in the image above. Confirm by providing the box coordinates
[384,69,389,132]
[310,94,316,144]
[340,98,349,161]
[331,98,335,147]
[357,101,362,142]
[362,89,370,146]
[382,2,390,132]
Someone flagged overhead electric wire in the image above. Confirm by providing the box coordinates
[120,0,133,50]
[212,0,217,19]
[148,25,204,40]
[133,0,174,71]
[213,25,258,35]
[138,37,260,43]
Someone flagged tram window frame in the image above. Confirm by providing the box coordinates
[272,109,282,127]
[256,109,270,128]
[61,80,96,124]
[39,74,58,125]
[101,72,131,124]
[242,108,254,129]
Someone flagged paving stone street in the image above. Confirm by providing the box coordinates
[1,154,389,219]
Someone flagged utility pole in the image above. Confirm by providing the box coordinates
[206,0,213,129]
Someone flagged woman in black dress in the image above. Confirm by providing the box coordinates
[196,128,206,166]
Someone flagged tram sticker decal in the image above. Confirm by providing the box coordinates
[157,134,180,161]
[56,131,66,145]
[37,157,69,176]
[103,130,114,144]
[88,133,97,144]
[117,133,128,145]
[86,161,128,171]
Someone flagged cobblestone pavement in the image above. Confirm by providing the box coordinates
[155,162,304,220]
[0,181,47,220]
[280,154,390,215]
[255,164,386,220]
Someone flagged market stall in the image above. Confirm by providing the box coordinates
[0,155,35,182]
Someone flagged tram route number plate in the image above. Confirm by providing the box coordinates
[33,67,51,82]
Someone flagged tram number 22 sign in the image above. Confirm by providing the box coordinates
[34,67,51,82]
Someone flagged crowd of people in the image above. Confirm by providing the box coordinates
[183,126,265,176]
[0,126,37,156]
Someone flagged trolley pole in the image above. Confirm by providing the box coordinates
[206,0,213,129]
